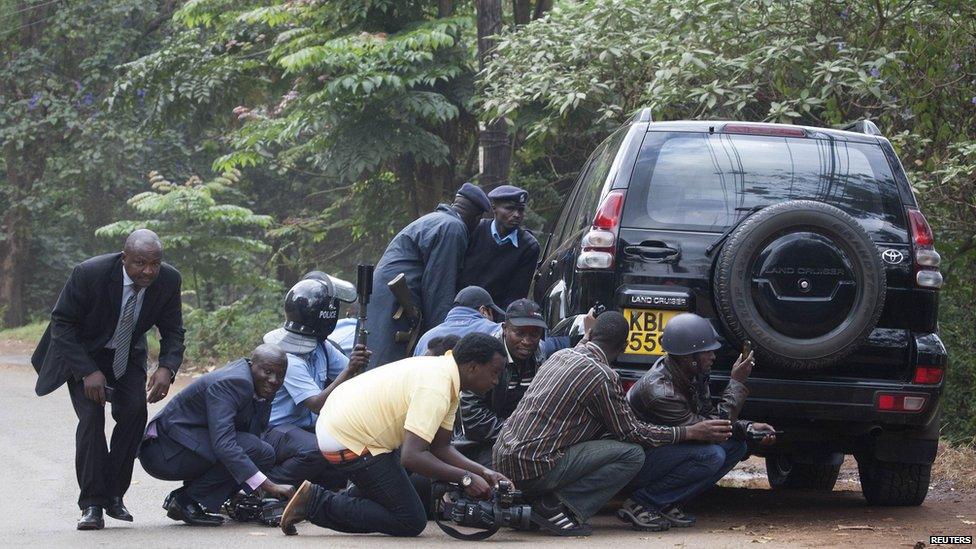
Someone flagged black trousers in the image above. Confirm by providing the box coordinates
[261,424,347,490]
[139,430,275,512]
[66,350,147,509]
[305,450,427,537]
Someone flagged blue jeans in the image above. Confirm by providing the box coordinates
[629,439,747,512]
[304,450,426,537]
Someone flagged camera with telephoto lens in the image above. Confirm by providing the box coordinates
[432,479,533,539]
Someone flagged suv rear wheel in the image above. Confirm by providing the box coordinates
[765,454,841,491]
[855,454,930,506]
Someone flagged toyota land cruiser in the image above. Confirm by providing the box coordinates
[535,110,947,506]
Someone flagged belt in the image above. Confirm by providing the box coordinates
[322,448,370,465]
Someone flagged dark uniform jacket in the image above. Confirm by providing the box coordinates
[32,252,185,396]
[365,205,470,367]
[148,358,270,485]
[627,355,751,437]
[458,219,540,309]
[456,332,569,445]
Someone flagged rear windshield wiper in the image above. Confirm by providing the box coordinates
[705,205,766,256]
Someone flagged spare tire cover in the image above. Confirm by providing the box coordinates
[713,200,886,369]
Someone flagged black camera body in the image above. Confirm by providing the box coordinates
[433,480,533,539]
[222,493,285,526]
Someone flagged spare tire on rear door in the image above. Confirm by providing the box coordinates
[713,200,886,370]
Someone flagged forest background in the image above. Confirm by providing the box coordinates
[1,0,974,442]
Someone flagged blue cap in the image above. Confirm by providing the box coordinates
[488,184,528,205]
[454,286,505,319]
[456,182,491,213]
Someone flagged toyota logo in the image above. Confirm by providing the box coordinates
[881,249,904,264]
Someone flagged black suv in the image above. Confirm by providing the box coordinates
[534,110,946,506]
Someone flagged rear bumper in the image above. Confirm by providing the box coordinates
[616,368,942,428]
[715,373,942,427]
[616,368,943,463]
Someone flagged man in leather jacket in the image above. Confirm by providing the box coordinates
[454,299,580,465]
[620,313,776,531]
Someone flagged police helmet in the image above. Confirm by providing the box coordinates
[283,279,340,339]
[660,313,722,356]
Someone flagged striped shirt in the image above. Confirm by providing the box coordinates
[492,341,683,481]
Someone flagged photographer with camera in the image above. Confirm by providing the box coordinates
[278,332,511,537]
[621,313,776,531]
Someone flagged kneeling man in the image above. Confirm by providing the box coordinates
[279,332,510,537]
[622,313,775,530]
[139,344,295,525]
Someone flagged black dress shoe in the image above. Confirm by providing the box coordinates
[163,490,185,522]
[77,506,104,531]
[177,498,224,527]
[105,497,133,522]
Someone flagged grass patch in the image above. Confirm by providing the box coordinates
[0,321,46,344]
[933,439,976,492]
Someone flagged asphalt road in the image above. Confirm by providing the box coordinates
[1,356,973,548]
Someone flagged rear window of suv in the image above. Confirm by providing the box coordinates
[622,131,908,243]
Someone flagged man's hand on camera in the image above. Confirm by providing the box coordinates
[749,422,777,446]
[260,480,295,500]
[464,474,492,500]
[481,468,513,489]
[685,419,733,442]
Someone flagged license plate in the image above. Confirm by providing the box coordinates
[623,308,681,355]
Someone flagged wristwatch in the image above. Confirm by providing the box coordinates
[461,473,473,487]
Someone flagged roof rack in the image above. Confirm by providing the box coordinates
[630,107,653,123]
[841,120,883,136]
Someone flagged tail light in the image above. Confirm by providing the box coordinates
[876,393,927,412]
[906,208,943,289]
[621,379,637,394]
[912,366,944,385]
[577,190,626,270]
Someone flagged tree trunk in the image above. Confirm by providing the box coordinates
[0,146,34,328]
[533,0,554,19]
[513,0,531,25]
[0,1,55,327]
[438,0,453,17]
[475,0,511,190]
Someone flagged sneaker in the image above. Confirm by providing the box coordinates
[615,498,671,532]
[530,497,592,537]
[661,505,696,528]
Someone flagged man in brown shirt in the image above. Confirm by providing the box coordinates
[492,312,733,536]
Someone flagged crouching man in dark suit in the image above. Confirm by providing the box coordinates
[139,344,296,526]
[31,229,185,530]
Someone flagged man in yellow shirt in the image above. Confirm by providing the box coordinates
[279,332,509,537]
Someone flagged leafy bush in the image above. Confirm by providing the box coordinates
[183,283,282,366]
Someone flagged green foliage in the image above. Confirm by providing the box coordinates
[96,169,274,310]
[0,321,46,344]
[183,282,282,365]
[116,1,478,212]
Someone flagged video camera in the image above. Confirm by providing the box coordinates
[432,479,533,540]
[222,492,285,527]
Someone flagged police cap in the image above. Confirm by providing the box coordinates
[488,184,528,205]
[456,182,491,213]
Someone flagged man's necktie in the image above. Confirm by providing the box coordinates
[112,290,139,380]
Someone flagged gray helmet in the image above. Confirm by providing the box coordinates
[661,313,722,356]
